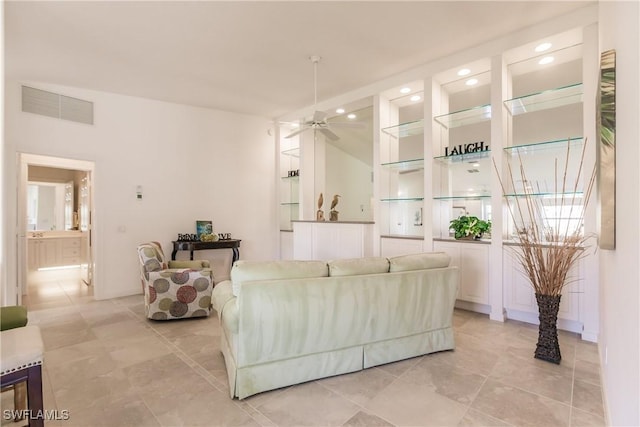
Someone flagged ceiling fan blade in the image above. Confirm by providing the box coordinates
[319,128,339,141]
[312,110,328,123]
[285,127,309,139]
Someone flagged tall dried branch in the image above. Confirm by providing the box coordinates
[493,138,597,296]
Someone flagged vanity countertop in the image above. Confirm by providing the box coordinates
[28,231,86,239]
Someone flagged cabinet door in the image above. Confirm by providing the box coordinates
[27,240,39,270]
[39,239,59,268]
[503,247,581,322]
[434,241,489,305]
[459,245,489,304]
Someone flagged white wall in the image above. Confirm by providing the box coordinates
[325,143,373,221]
[4,79,277,300]
[598,1,640,426]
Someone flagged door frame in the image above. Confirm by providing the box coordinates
[17,153,97,300]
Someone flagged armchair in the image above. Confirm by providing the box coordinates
[137,241,214,320]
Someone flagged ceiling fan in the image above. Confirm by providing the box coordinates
[285,56,363,141]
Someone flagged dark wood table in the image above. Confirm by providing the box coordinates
[171,239,241,264]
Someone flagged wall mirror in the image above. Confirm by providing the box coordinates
[27,181,74,231]
[26,165,87,231]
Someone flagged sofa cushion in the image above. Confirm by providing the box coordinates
[328,257,390,277]
[388,252,450,272]
[231,260,329,296]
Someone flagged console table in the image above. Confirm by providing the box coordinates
[171,239,241,264]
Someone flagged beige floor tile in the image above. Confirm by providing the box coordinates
[572,380,605,418]
[471,379,571,427]
[316,366,397,406]
[399,356,486,405]
[374,355,423,378]
[257,381,360,426]
[489,353,573,404]
[342,411,395,427]
[430,332,501,376]
[574,359,601,386]
[364,374,468,426]
[457,408,513,426]
[570,407,606,426]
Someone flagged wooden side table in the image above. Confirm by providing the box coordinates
[171,239,241,264]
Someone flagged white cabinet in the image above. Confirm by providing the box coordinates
[27,236,85,270]
[28,238,58,270]
[293,221,373,260]
[434,240,489,311]
[503,246,582,332]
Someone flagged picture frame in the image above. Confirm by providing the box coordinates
[196,220,213,238]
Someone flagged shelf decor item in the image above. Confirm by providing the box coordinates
[494,138,597,364]
[316,193,325,221]
[329,194,340,222]
[449,215,491,240]
[598,49,616,250]
[196,220,213,239]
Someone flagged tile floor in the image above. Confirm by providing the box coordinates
[1,268,606,427]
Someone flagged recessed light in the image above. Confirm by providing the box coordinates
[535,42,552,52]
[457,68,471,76]
[336,108,345,114]
[539,56,554,65]
[472,162,480,167]
[410,95,421,102]
[400,87,411,94]
[347,113,356,119]
[465,78,478,86]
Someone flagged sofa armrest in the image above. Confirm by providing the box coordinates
[212,280,235,321]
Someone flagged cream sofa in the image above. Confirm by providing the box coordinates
[211,252,459,399]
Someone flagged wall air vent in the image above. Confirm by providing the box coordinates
[22,86,94,125]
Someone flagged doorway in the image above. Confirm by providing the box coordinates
[18,153,96,305]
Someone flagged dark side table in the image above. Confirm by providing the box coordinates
[171,239,241,264]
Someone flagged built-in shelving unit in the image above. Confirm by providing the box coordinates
[279,137,300,232]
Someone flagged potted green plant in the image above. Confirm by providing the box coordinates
[449,215,491,240]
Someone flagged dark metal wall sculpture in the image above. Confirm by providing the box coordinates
[597,49,616,250]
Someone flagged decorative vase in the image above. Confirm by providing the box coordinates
[534,293,562,364]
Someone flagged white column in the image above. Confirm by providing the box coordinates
[489,54,508,322]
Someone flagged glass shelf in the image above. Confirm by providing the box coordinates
[281,147,300,157]
[504,83,582,116]
[433,104,491,129]
[281,175,300,180]
[380,197,424,202]
[433,195,491,201]
[503,191,584,198]
[433,150,491,164]
[381,120,424,138]
[280,202,299,206]
[503,137,584,156]
[381,158,425,171]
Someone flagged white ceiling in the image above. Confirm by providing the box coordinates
[4,1,594,120]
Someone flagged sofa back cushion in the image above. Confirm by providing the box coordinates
[231,260,328,296]
[389,252,450,272]
[328,257,390,277]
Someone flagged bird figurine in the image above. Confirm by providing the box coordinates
[316,192,325,221]
[330,194,340,221]
[330,194,340,211]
